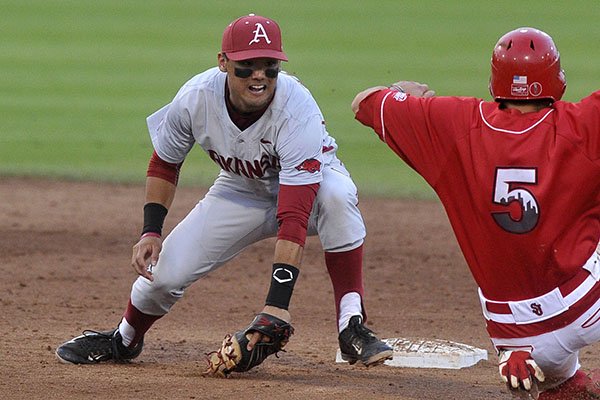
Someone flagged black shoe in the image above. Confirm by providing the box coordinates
[56,329,143,364]
[338,316,393,367]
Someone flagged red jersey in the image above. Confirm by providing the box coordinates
[356,89,600,303]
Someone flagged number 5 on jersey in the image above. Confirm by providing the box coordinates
[492,167,539,234]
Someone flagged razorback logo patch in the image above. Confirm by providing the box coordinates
[295,158,321,173]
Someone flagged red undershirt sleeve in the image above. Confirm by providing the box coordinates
[277,183,319,247]
[146,150,183,185]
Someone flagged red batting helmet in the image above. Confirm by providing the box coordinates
[489,27,566,101]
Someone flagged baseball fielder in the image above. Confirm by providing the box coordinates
[56,14,392,374]
[353,27,600,399]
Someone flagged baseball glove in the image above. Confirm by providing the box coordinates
[203,313,294,378]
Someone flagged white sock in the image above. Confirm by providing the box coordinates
[118,317,136,347]
[338,292,362,332]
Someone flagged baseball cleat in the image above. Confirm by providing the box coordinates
[338,315,393,367]
[55,328,143,364]
[538,369,600,399]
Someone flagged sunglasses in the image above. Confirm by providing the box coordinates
[234,67,279,79]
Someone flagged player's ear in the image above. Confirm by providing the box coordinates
[217,53,228,72]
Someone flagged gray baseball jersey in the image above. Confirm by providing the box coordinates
[147,68,339,197]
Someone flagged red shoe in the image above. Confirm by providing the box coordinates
[538,370,600,399]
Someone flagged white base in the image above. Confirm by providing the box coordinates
[336,337,488,369]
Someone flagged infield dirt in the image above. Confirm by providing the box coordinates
[3,178,598,399]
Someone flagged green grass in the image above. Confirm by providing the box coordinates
[1,0,599,197]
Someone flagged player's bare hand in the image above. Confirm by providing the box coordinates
[247,305,291,351]
[246,331,271,350]
[131,235,162,281]
[389,81,436,98]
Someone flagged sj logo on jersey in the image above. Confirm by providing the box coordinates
[530,303,543,316]
[295,158,321,173]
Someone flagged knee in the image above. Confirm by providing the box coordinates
[313,183,366,250]
[531,351,579,383]
[131,273,185,315]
